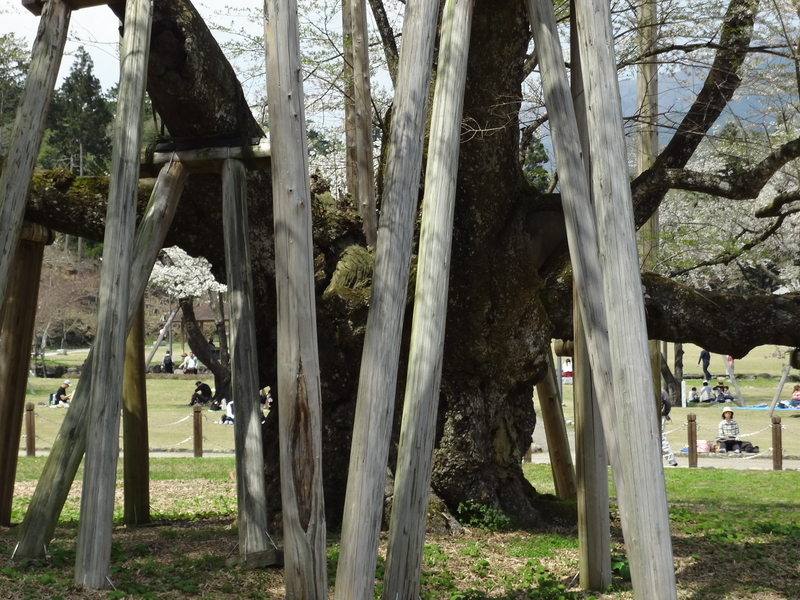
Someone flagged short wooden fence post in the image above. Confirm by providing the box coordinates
[772,416,782,471]
[25,403,35,457]
[687,413,697,468]
[193,405,203,458]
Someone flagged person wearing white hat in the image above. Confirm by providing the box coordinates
[53,379,73,408]
[717,408,741,454]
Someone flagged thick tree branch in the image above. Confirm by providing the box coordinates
[367,0,399,86]
[632,136,800,201]
[543,271,800,356]
[632,0,760,226]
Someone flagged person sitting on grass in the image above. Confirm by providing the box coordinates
[688,386,699,402]
[699,381,715,402]
[53,379,73,408]
[189,380,213,406]
[789,384,800,408]
[717,408,741,454]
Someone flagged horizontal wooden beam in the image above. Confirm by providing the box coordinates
[20,221,55,245]
[22,0,124,16]
[139,138,271,177]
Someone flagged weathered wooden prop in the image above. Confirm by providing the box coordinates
[74,0,152,587]
[14,161,187,561]
[535,350,577,500]
[574,307,611,590]
[264,0,326,593]
[334,0,439,597]
[573,0,677,590]
[768,362,792,417]
[22,0,117,15]
[220,156,275,567]
[349,0,377,246]
[553,339,574,357]
[139,138,271,177]
[123,299,150,526]
[382,0,474,596]
[569,14,612,588]
[0,0,69,323]
[0,224,53,526]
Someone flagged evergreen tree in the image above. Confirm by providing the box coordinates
[42,47,113,174]
[0,33,29,157]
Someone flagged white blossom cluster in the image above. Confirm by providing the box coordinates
[148,246,227,300]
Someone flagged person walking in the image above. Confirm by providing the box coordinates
[161,351,174,374]
[698,349,712,382]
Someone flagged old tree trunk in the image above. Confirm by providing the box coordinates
[16,0,800,526]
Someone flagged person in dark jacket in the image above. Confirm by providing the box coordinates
[189,380,213,406]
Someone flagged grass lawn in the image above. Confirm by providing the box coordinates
[25,363,236,454]
[2,460,799,598]
[547,344,800,457]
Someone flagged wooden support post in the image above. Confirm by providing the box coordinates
[334,0,439,597]
[0,0,70,318]
[687,414,697,468]
[264,0,327,593]
[350,0,377,246]
[123,299,150,525]
[535,350,577,500]
[74,0,153,587]
[221,157,273,563]
[768,363,791,417]
[772,416,782,471]
[25,403,36,457]
[571,0,677,593]
[193,405,203,458]
[0,237,47,525]
[342,0,358,197]
[526,0,628,521]
[15,161,186,561]
[574,295,611,590]
[383,0,474,596]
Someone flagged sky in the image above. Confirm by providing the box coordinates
[0,1,259,93]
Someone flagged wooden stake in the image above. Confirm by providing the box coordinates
[0,238,46,524]
[0,0,70,318]
[567,10,611,588]
[573,0,677,592]
[350,0,377,246]
[15,161,187,561]
[335,0,439,596]
[535,350,577,500]
[574,300,611,590]
[264,0,327,594]
[123,298,150,526]
[221,157,271,561]
[383,0,474,596]
[74,0,153,587]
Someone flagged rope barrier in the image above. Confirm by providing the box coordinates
[33,411,66,425]
[202,437,235,452]
[153,436,194,449]
[149,414,193,428]
[664,423,687,436]
[781,425,800,440]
